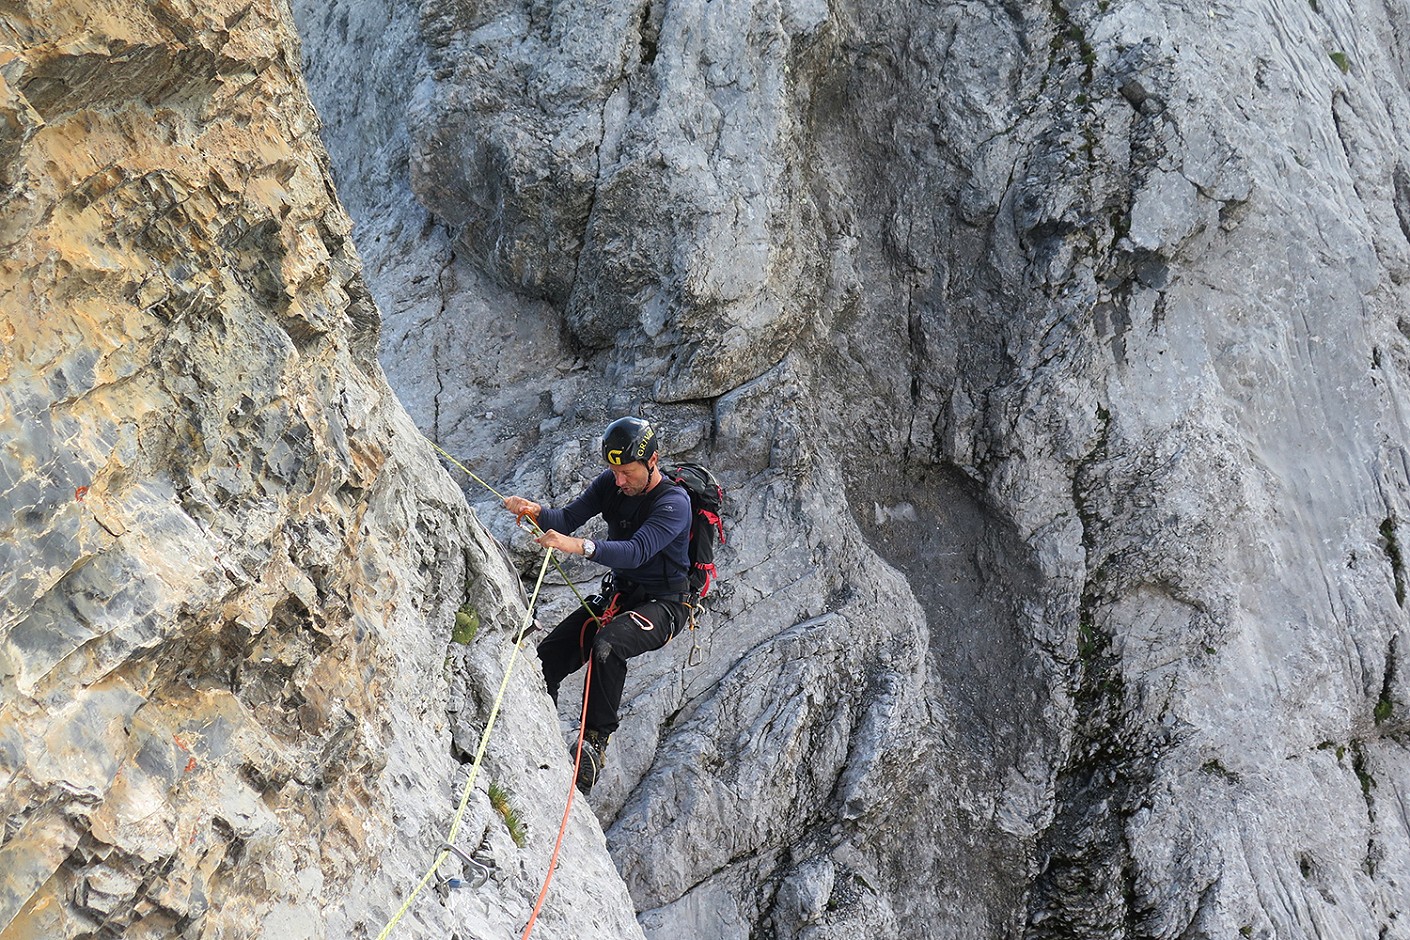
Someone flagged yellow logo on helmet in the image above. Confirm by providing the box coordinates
[607,448,625,465]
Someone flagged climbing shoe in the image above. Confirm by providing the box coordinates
[572,729,610,794]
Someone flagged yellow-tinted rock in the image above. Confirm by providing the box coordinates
[0,2,507,936]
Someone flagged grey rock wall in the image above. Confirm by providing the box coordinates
[295,0,1410,937]
[0,2,641,938]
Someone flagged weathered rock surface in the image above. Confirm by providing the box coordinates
[0,2,641,938]
[295,0,1410,937]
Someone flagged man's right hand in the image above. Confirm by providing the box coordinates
[503,496,541,522]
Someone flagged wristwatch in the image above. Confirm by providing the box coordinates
[582,538,596,559]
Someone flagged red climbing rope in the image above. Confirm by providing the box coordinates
[521,658,593,939]
[427,440,615,939]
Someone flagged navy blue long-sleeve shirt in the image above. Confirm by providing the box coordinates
[536,470,691,595]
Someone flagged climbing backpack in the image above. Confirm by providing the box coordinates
[664,462,726,599]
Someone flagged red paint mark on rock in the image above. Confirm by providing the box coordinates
[185,756,198,773]
[173,734,190,751]
[75,486,89,501]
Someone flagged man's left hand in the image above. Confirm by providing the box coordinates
[536,529,586,556]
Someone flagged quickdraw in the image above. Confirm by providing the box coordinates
[435,841,495,894]
[686,601,705,669]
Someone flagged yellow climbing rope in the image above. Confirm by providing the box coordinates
[376,438,620,939]
[428,439,510,502]
[430,438,604,618]
[374,545,554,940]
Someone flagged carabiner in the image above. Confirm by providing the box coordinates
[436,840,494,892]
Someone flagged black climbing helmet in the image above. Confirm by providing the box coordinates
[601,416,657,466]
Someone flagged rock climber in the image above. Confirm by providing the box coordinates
[502,416,691,793]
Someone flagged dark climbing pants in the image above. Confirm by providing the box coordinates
[537,588,686,736]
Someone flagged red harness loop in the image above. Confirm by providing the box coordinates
[578,592,621,649]
[600,592,621,624]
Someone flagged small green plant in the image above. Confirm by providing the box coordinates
[452,605,480,645]
[1352,745,1376,798]
[1375,694,1393,724]
[1201,759,1240,783]
[1077,621,1100,661]
[1316,740,1346,760]
[1382,518,1406,605]
[488,781,528,847]
[1329,51,1350,73]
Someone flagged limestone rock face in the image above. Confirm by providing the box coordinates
[295,0,1410,937]
[0,2,641,938]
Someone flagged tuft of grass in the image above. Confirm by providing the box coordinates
[488,781,528,847]
[1351,744,1376,798]
[1375,636,1397,724]
[1077,621,1101,662]
[1329,50,1350,73]
[1381,518,1405,605]
[1375,695,1393,724]
[452,606,480,645]
[1316,740,1347,761]
[1201,758,1240,783]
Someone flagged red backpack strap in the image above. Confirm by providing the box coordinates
[700,509,725,543]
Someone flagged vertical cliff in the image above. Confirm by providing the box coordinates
[293,0,1410,937]
[0,2,641,938]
